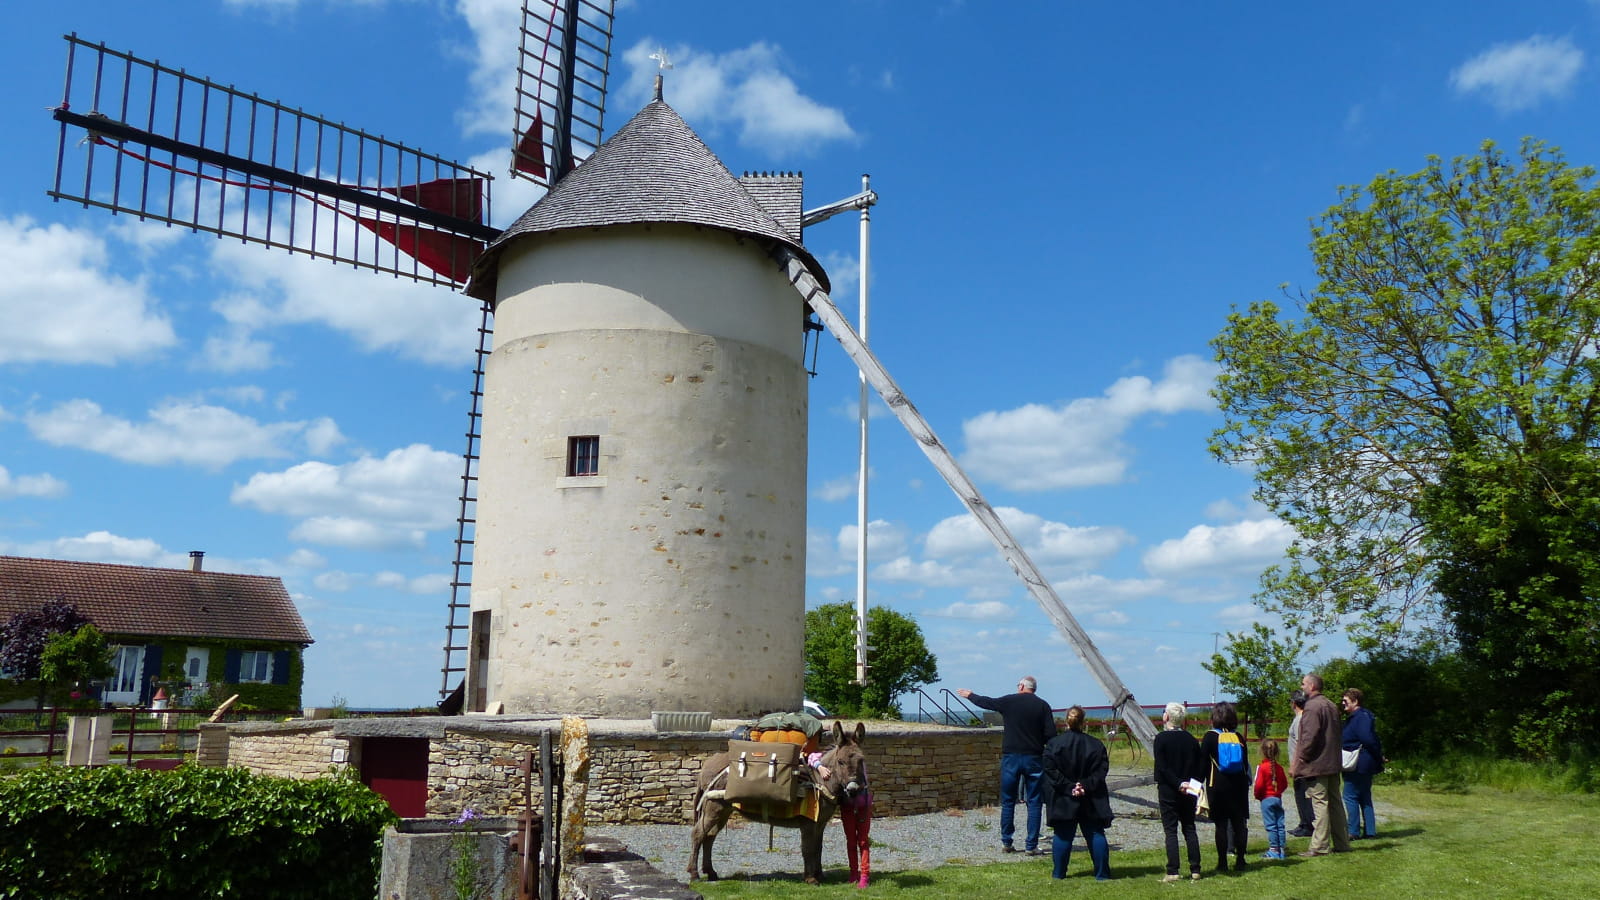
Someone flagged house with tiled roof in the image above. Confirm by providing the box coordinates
[0,552,312,709]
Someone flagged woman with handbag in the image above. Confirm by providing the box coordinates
[1200,702,1252,873]
[1340,688,1384,839]
[1039,706,1113,880]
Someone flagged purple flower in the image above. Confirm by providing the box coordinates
[453,808,480,825]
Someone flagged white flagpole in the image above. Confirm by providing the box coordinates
[855,174,872,685]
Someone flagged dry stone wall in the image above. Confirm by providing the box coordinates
[204,718,1003,824]
[425,732,546,817]
[220,722,350,779]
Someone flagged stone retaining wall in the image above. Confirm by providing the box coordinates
[217,722,351,779]
[203,718,1002,824]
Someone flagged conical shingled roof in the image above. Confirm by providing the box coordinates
[466,99,828,300]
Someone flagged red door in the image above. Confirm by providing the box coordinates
[360,737,430,817]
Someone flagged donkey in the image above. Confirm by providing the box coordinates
[688,720,868,884]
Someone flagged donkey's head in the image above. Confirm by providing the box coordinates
[820,720,868,801]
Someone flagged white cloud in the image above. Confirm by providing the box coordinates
[24,399,340,468]
[1452,35,1584,112]
[314,570,356,592]
[453,0,526,138]
[375,570,452,595]
[806,519,908,576]
[199,327,276,372]
[208,242,480,367]
[961,355,1218,491]
[618,40,856,158]
[1142,518,1295,578]
[923,508,1132,567]
[0,465,68,500]
[873,508,1132,599]
[931,600,1013,620]
[231,444,461,550]
[1,531,179,568]
[0,217,177,365]
[814,473,859,502]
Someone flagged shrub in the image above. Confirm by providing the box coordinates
[0,765,397,899]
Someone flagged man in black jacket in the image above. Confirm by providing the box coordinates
[958,676,1058,854]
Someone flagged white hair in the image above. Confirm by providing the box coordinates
[1164,702,1187,725]
[1018,676,1037,692]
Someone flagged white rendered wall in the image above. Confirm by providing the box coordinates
[470,224,809,717]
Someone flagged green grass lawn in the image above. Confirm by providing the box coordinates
[696,782,1600,899]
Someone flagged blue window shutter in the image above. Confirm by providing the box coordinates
[271,650,291,685]
[139,645,163,705]
[224,649,241,683]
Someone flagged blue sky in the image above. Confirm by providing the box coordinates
[3,1,1599,712]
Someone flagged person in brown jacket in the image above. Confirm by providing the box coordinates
[1290,673,1351,856]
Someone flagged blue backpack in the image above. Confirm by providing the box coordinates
[1213,729,1245,774]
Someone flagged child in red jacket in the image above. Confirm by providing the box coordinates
[1254,738,1288,859]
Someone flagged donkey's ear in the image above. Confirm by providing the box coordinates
[832,719,845,745]
[853,722,866,745]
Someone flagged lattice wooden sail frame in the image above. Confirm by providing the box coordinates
[48,34,498,287]
[511,0,615,186]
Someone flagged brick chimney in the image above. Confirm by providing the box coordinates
[189,550,204,572]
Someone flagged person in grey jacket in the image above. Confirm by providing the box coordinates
[1287,690,1316,837]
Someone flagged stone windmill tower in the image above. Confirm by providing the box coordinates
[460,85,829,717]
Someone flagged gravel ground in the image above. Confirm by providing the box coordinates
[588,777,1170,883]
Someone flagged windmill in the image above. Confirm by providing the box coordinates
[44,2,1159,747]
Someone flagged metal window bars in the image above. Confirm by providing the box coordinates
[511,0,615,186]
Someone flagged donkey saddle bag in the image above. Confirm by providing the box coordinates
[724,739,803,804]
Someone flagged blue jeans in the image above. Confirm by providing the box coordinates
[1259,796,1285,849]
[1052,820,1110,880]
[1343,773,1376,837]
[998,753,1044,850]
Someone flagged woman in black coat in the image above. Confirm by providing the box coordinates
[1200,701,1251,872]
[1039,705,1112,880]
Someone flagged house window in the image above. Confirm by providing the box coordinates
[567,435,600,476]
[104,645,146,704]
[238,650,273,684]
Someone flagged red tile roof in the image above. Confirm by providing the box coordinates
[0,555,312,645]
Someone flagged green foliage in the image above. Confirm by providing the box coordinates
[1212,139,1600,748]
[0,764,397,899]
[1315,650,1480,759]
[38,624,113,706]
[1203,622,1313,735]
[805,602,938,718]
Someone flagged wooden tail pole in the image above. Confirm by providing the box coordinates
[772,248,1159,754]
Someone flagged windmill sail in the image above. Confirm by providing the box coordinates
[511,0,615,186]
[48,35,498,286]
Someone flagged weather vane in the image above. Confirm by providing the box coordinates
[649,46,673,100]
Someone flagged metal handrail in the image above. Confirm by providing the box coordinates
[906,687,986,727]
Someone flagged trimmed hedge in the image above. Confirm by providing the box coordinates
[0,764,397,899]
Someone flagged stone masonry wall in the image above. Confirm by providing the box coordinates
[580,725,1001,825]
[587,735,727,824]
[426,732,546,818]
[225,723,350,779]
[207,719,1003,825]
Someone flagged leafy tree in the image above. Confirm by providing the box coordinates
[1203,622,1314,740]
[39,624,114,705]
[0,599,88,682]
[805,602,938,718]
[1211,139,1600,747]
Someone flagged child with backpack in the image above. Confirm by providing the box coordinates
[1201,702,1251,872]
[1254,738,1288,859]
